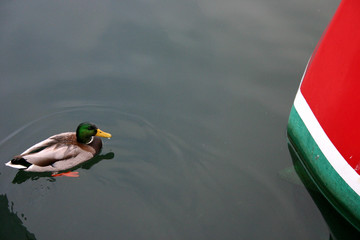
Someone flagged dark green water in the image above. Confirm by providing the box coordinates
[0,0,342,239]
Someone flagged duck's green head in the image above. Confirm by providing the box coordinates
[76,122,112,144]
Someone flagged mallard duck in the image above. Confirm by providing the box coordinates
[5,122,112,174]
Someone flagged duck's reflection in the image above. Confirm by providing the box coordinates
[12,152,115,184]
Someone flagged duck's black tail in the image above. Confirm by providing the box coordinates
[6,156,32,169]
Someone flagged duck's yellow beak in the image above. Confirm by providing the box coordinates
[96,128,112,138]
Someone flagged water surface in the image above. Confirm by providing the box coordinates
[0,0,342,239]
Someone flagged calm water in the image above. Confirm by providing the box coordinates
[0,0,342,239]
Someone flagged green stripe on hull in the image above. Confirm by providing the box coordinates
[287,106,360,230]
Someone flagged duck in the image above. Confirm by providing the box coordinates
[5,122,112,175]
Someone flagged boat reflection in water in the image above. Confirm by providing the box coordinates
[288,142,360,240]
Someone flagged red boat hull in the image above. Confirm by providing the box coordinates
[288,0,360,230]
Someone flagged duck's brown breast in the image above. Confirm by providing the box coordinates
[88,136,102,155]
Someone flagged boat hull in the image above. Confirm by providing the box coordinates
[287,0,360,230]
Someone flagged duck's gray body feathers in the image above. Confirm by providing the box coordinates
[6,132,102,172]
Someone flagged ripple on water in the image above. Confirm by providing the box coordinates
[0,104,195,183]
[0,105,205,239]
